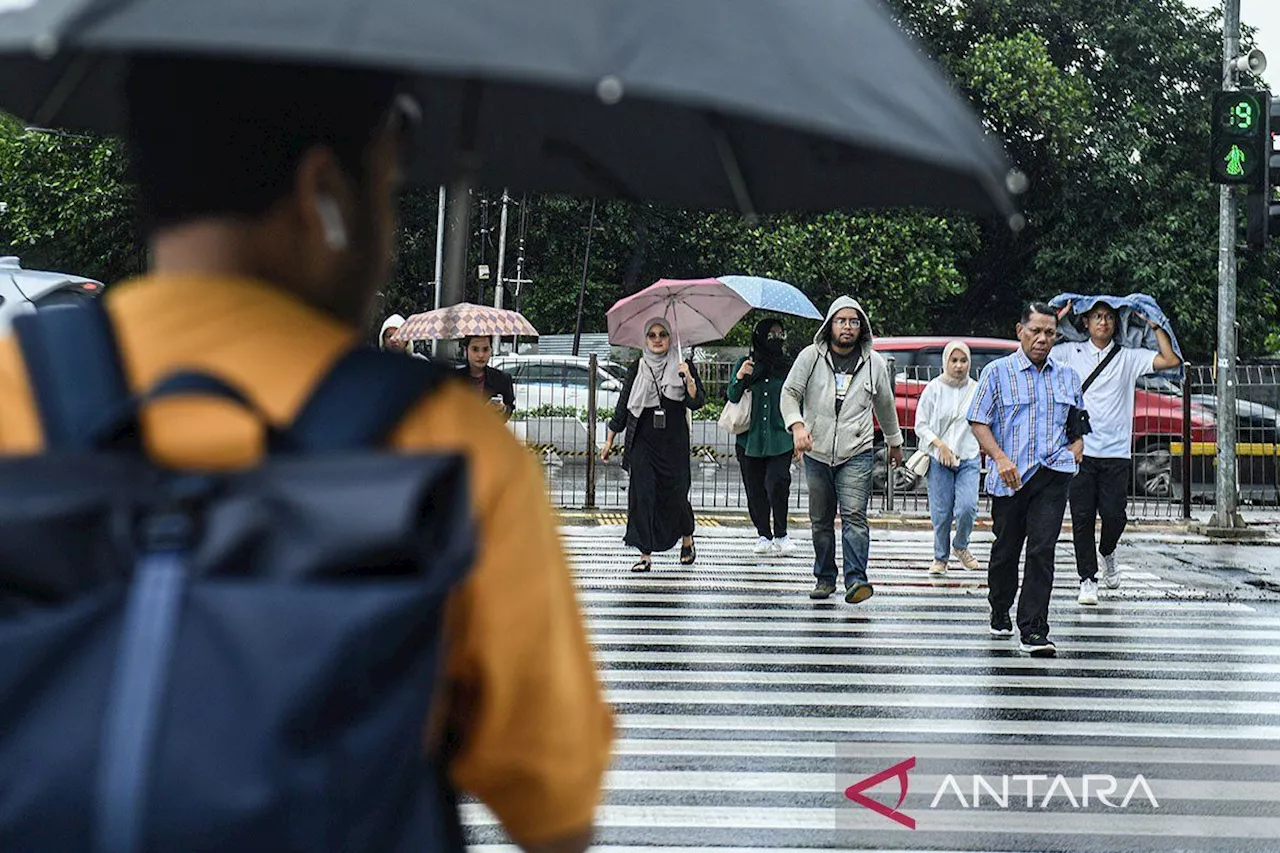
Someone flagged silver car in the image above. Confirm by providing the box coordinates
[489,355,626,416]
[0,256,104,331]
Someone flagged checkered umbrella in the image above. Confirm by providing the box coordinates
[391,303,539,342]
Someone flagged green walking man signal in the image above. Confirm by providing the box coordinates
[1225,145,1248,177]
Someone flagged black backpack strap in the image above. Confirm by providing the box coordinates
[12,301,131,452]
[1081,343,1123,393]
[289,350,453,452]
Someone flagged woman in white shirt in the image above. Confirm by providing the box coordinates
[915,341,981,575]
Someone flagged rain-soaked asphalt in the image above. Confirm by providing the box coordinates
[464,525,1280,853]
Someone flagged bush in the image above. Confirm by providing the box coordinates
[693,399,725,421]
[511,405,581,421]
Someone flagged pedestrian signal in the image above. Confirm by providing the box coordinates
[1211,89,1270,187]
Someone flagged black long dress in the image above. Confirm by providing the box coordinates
[608,360,707,554]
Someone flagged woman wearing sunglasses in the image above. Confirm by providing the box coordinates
[601,318,707,571]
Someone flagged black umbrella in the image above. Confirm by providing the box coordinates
[0,0,1026,301]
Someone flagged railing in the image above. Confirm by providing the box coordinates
[503,357,1280,516]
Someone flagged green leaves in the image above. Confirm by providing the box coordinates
[951,30,1092,163]
[712,211,980,334]
[884,0,1276,356]
[0,120,143,282]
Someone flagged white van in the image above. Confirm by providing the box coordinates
[0,257,104,332]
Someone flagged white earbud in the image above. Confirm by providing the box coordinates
[315,194,348,251]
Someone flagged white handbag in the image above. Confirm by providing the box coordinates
[910,383,976,476]
[718,388,753,435]
[905,447,931,476]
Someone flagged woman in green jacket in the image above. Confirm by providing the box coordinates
[727,317,797,554]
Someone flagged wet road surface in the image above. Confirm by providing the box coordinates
[464,527,1280,852]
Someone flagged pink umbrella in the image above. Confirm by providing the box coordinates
[606,278,752,352]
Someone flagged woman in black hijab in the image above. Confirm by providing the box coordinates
[726,317,797,554]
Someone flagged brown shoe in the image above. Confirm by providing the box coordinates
[809,582,837,600]
[844,582,874,604]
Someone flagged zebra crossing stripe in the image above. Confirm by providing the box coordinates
[462,528,1280,851]
[463,803,1280,836]
[598,669,1280,694]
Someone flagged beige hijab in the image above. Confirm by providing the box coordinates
[627,317,685,417]
[941,340,973,388]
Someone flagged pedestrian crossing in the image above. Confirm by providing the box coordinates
[463,527,1280,852]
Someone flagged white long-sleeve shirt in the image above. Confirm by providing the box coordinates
[915,377,980,461]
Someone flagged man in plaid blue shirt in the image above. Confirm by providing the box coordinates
[967,303,1084,657]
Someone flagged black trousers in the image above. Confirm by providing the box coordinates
[1069,456,1130,581]
[988,469,1071,640]
[736,446,792,540]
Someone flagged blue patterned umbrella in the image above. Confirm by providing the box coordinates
[716,276,823,320]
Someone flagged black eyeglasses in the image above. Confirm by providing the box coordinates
[647,330,670,340]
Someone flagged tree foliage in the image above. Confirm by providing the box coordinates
[885,0,1277,356]
[0,116,143,282]
[3,0,1274,358]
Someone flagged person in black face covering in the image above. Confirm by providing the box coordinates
[727,317,797,554]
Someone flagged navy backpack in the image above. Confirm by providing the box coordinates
[0,303,473,852]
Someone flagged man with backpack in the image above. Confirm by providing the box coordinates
[0,56,610,853]
[1052,300,1181,606]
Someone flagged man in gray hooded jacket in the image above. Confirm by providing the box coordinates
[781,297,903,603]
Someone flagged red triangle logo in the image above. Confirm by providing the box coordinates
[844,756,916,829]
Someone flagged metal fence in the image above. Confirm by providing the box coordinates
[503,355,1280,518]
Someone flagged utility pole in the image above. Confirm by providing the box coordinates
[1213,0,1245,530]
[440,180,473,362]
[510,195,533,354]
[492,189,510,353]
[477,194,490,305]
[431,185,446,357]
[572,200,597,358]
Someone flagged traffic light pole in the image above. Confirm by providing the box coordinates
[1213,0,1245,530]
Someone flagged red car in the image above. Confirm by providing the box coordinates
[871,336,1216,497]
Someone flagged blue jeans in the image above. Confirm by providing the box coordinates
[926,456,981,561]
[805,452,873,588]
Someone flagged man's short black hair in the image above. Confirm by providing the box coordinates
[1021,302,1058,325]
[125,55,403,231]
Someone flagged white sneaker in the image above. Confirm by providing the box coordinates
[928,559,948,576]
[774,535,797,554]
[1077,579,1099,606]
[753,537,773,554]
[1102,553,1121,589]
[952,547,981,570]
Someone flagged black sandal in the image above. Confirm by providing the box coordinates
[630,558,652,572]
[680,540,696,565]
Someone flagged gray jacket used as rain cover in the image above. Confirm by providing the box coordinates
[780,296,902,467]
